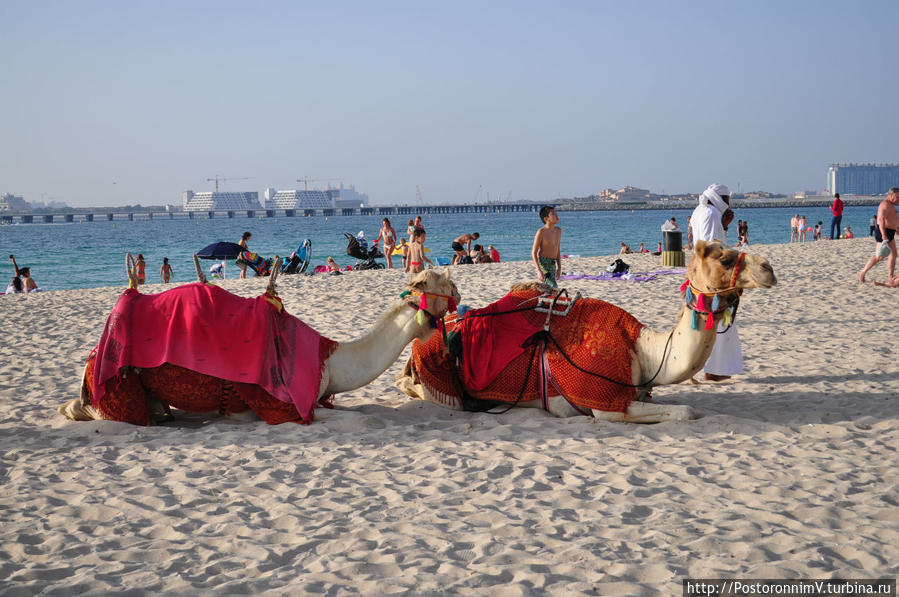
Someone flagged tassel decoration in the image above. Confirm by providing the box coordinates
[685,286,693,304]
[680,280,689,293]
[691,309,700,330]
[723,308,733,327]
[711,294,720,312]
[419,293,428,311]
[414,309,427,326]
[696,292,706,312]
[705,311,715,330]
[457,305,471,317]
[400,290,411,299]
[447,297,457,313]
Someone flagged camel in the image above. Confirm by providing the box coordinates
[396,240,776,423]
[59,255,460,425]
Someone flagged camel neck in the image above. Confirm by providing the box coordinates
[324,300,437,394]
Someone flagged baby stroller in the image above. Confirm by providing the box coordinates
[235,251,273,277]
[344,232,385,270]
[282,239,312,275]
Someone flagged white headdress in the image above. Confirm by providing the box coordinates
[699,184,730,213]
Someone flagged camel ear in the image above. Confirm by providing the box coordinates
[694,240,709,258]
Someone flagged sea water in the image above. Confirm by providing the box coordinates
[0,205,875,291]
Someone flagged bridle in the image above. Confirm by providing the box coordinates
[680,252,745,331]
[401,289,458,329]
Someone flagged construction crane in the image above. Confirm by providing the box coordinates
[296,177,343,191]
[206,175,255,192]
[416,185,425,206]
[473,184,482,203]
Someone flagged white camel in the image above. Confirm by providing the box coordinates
[397,241,776,423]
[59,259,460,425]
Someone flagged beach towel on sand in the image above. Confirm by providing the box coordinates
[407,289,644,413]
[88,283,336,423]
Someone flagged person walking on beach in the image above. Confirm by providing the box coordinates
[452,232,479,255]
[135,254,146,285]
[532,206,562,288]
[160,257,173,283]
[857,187,899,283]
[373,218,398,268]
[685,216,694,250]
[799,215,808,242]
[238,231,252,279]
[830,193,844,240]
[406,227,432,274]
[691,183,742,382]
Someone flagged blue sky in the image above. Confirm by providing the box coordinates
[2,1,897,207]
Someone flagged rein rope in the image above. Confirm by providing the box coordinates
[440,287,677,415]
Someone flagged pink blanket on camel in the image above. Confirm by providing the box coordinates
[90,283,333,421]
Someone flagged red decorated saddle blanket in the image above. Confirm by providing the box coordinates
[88,283,336,422]
[409,289,644,413]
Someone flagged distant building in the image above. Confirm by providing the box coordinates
[182,190,261,212]
[607,186,652,203]
[263,188,333,210]
[0,193,29,211]
[827,163,899,196]
[326,184,369,208]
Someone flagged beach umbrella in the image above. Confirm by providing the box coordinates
[195,241,245,260]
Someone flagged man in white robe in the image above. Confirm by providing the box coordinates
[690,183,743,381]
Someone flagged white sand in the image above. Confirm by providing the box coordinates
[1,239,896,595]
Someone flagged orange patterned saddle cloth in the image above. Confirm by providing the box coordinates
[408,289,644,413]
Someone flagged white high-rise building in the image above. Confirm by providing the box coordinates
[182,190,261,212]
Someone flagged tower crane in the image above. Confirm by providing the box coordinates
[206,175,255,192]
[473,184,482,203]
[416,185,424,206]
[296,177,343,191]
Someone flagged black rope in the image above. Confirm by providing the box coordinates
[446,288,683,415]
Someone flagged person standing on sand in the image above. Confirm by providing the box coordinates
[830,193,844,240]
[858,187,899,283]
[135,254,146,285]
[372,218,398,269]
[160,257,173,283]
[532,206,562,288]
[406,227,432,274]
[691,183,743,382]
[238,231,252,279]
[799,215,808,242]
[790,214,800,243]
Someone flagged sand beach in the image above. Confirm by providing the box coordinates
[1,239,896,595]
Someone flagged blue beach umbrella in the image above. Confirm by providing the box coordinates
[195,241,245,260]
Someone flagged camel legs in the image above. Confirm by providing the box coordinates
[592,401,696,423]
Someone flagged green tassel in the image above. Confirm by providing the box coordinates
[400,290,411,299]
[414,309,427,325]
[723,307,733,327]
[691,309,700,330]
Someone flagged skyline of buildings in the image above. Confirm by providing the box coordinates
[827,163,899,196]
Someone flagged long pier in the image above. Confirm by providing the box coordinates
[0,202,539,224]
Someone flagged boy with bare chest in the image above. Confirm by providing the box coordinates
[531,206,562,288]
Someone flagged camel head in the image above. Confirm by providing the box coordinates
[688,241,776,293]
[407,269,461,318]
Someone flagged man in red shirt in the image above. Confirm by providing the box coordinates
[830,193,844,240]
